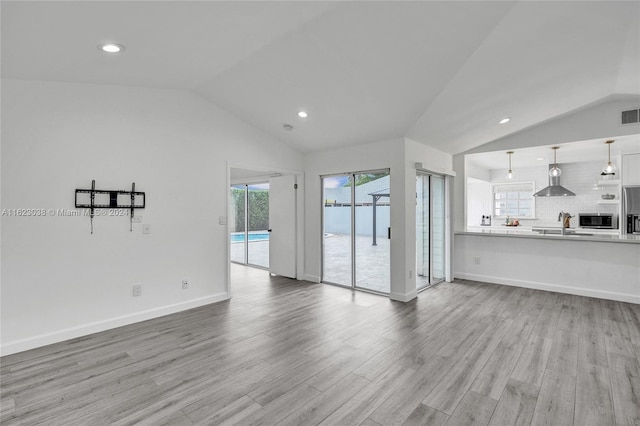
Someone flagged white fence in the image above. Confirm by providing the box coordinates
[324,206,390,237]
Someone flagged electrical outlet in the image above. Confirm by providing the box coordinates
[474,257,481,265]
[132,216,142,223]
[182,280,189,290]
[132,284,142,297]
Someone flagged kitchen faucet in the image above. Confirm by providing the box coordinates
[558,211,572,235]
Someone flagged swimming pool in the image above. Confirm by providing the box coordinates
[230,233,270,243]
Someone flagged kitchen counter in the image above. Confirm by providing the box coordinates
[454,232,640,304]
[458,229,640,244]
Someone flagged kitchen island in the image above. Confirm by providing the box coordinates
[454,230,640,304]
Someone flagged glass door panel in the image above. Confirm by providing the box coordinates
[416,175,430,288]
[230,182,270,269]
[230,185,247,264]
[416,172,446,290]
[431,175,445,282]
[322,175,352,287]
[355,172,390,293]
[247,183,269,268]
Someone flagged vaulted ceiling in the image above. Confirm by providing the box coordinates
[2,1,639,154]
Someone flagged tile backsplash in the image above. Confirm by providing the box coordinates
[489,161,619,228]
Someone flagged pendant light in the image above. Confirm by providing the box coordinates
[549,147,562,177]
[506,151,514,179]
[601,139,617,176]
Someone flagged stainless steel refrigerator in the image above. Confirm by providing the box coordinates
[623,186,640,234]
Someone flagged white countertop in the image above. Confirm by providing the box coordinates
[459,228,640,244]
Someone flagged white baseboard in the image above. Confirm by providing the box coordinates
[302,274,321,283]
[0,293,230,356]
[390,290,418,303]
[454,272,640,304]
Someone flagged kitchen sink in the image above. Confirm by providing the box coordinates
[532,228,593,236]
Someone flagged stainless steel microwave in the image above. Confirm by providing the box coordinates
[578,213,617,229]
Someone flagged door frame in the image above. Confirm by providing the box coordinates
[416,170,447,292]
[320,172,353,290]
[230,181,270,270]
[226,162,305,297]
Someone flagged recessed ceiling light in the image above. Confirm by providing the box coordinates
[499,117,510,124]
[98,43,124,53]
[537,157,545,161]
[297,111,308,118]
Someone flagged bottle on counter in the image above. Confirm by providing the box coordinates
[481,215,486,226]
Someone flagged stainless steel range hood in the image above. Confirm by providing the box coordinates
[533,164,576,197]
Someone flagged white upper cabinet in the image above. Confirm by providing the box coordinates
[622,153,640,186]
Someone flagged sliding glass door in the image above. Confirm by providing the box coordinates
[322,170,390,294]
[431,175,446,282]
[416,172,446,290]
[230,182,270,269]
[354,172,390,293]
[230,185,247,264]
[322,174,352,287]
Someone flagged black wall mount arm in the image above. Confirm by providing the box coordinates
[75,180,145,233]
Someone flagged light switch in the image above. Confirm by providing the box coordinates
[143,224,151,234]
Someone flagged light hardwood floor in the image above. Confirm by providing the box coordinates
[1,264,639,425]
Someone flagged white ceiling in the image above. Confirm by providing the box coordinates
[2,1,639,155]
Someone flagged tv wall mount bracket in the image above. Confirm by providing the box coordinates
[75,180,146,234]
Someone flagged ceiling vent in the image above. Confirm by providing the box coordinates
[621,108,640,125]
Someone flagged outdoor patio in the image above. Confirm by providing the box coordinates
[231,233,390,293]
[323,233,390,293]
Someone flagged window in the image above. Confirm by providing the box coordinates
[492,182,535,218]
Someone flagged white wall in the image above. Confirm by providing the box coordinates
[453,155,466,232]
[303,137,453,302]
[405,138,453,176]
[455,234,640,303]
[466,161,491,181]
[466,178,492,227]
[1,79,303,355]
